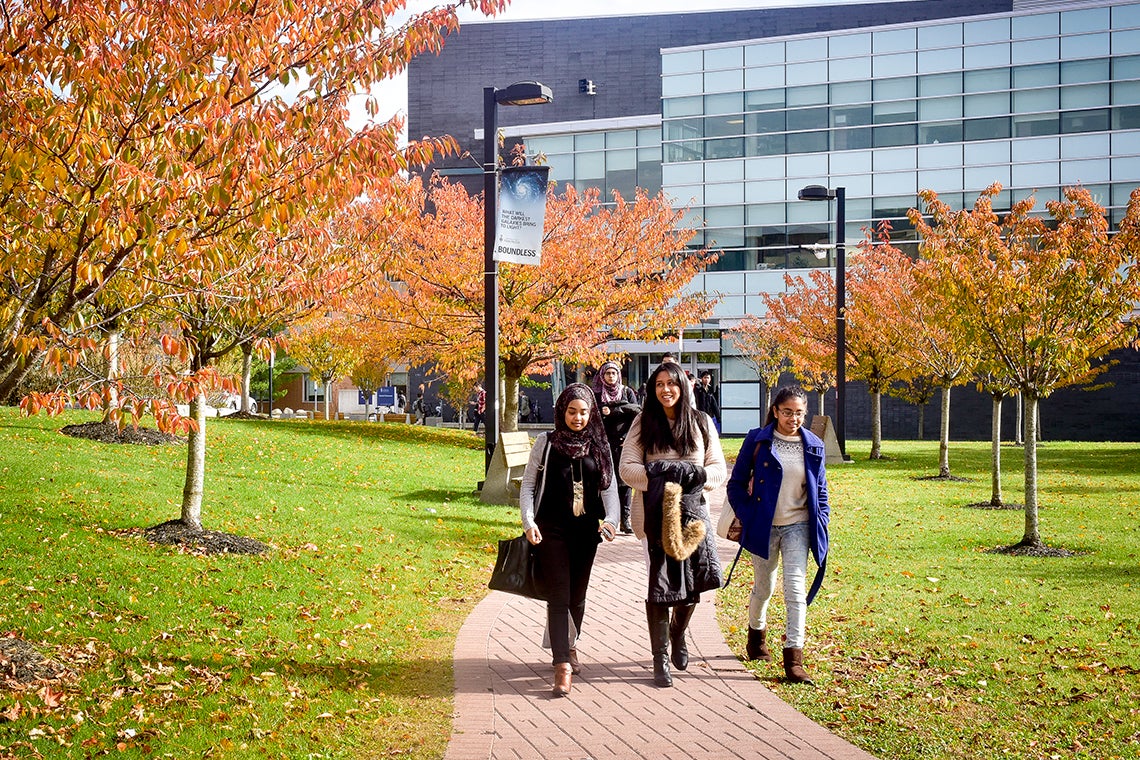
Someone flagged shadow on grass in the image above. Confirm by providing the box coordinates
[234,417,486,450]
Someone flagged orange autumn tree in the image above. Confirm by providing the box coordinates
[763,258,911,460]
[355,178,718,431]
[0,0,505,406]
[911,184,1140,553]
[9,1,510,536]
[857,225,979,477]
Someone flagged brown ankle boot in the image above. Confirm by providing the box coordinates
[568,647,581,675]
[782,647,814,685]
[552,662,573,697]
[746,627,772,661]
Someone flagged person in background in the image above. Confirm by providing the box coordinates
[519,384,619,697]
[725,385,830,685]
[696,372,721,432]
[470,382,486,434]
[620,362,725,689]
[519,390,532,424]
[412,392,426,424]
[592,360,641,534]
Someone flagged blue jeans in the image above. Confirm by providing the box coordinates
[748,522,809,649]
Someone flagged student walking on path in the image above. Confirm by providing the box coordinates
[619,361,726,688]
[726,385,830,685]
[518,383,619,696]
[592,360,640,534]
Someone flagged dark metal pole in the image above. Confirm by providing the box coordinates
[835,186,848,460]
[483,86,499,472]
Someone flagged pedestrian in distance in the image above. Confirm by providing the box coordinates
[519,383,619,697]
[620,362,725,688]
[470,382,486,434]
[592,360,640,534]
[518,390,532,424]
[725,385,830,685]
[696,372,721,433]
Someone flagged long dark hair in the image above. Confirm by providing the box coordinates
[764,385,809,427]
[639,362,708,456]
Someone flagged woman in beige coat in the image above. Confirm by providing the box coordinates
[619,361,726,687]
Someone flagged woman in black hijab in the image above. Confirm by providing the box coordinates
[519,383,620,696]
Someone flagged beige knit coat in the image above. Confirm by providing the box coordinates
[618,413,727,541]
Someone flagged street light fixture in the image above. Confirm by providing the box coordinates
[484,81,552,470]
[797,184,848,460]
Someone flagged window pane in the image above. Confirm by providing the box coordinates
[874,27,916,53]
[706,114,744,137]
[831,104,872,127]
[786,107,829,131]
[874,76,917,100]
[705,137,745,159]
[662,73,703,98]
[873,124,916,147]
[830,80,871,104]
[874,99,917,123]
[1012,12,1059,39]
[1015,88,1059,112]
[664,118,703,141]
[964,117,1012,140]
[606,131,637,149]
[663,96,703,118]
[919,121,963,144]
[1013,113,1060,137]
[745,65,785,90]
[830,33,870,58]
[746,110,785,137]
[705,46,743,70]
[919,72,962,96]
[746,133,786,156]
[1014,62,1059,88]
[745,42,783,66]
[576,133,605,150]
[745,88,785,111]
[1113,55,1140,80]
[663,51,703,75]
[965,92,1009,117]
[918,47,963,73]
[1060,109,1110,133]
[964,68,1010,92]
[786,131,829,154]
[831,127,872,151]
[964,18,1009,44]
[1114,105,1140,130]
[1061,59,1110,84]
[786,84,828,107]
[919,96,962,120]
[705,93,743,116]
[1061,83,1110,109]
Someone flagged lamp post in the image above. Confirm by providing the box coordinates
[483,81,553,470]
[797,184,848,460]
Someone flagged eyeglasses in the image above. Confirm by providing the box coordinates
[777,409,807,419]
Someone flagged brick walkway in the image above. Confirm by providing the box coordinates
[445,488,876,760]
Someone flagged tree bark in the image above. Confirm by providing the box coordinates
[916,403,924,440]
[180,393,207,531]
[938,385,951,477]
[869,390,882,460]
[1022,394,1041,546]
[240,344,254,414]
[990,393,1004,507]
[0,346,41,405]
[1015,392,1024,446]
[501,368,520,433]
[102,323,120,424]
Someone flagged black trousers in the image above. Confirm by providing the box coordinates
[535,521,600,665]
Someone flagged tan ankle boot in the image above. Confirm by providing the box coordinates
[552,662,573,696]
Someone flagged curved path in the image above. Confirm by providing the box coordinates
[445,488,876,759]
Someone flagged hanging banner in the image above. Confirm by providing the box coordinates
[494,165,550,266]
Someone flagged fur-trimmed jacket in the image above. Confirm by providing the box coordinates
[640,461,723,604]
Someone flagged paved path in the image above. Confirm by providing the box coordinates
[445,488,876,760]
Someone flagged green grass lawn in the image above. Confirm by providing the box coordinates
[716,437,1140,760]
[1,409,1137,759]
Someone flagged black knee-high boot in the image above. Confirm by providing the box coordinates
[645,601,672,687]
[669,603,696,671]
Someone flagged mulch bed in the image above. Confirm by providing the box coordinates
[60,421,181,446]
[965,501,1025,510]
[139,520,269,556]
[913,474,972,482]
[0,635,71,690]
[986,542,1077,557]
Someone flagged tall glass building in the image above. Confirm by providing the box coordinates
[408,0,1140,441]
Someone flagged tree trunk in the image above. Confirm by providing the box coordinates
[102,324,120,424]
[990,393,1003,507]
[323,380,330,420]
[869,390,882,460]
[180,393,207,531]
[1021,394,1041,546]
[938,385,951,477]
[1015,392,1024,446]
[816,390,825,419]
[0,346,42,405]
[501,369,520,433]
[240,344,254,414]
[916,403,924,440]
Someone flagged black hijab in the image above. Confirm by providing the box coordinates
[548,382,613,490]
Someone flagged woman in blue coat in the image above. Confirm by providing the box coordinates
[726,385,829,684]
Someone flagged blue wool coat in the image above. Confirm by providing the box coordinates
[725,423,830,605]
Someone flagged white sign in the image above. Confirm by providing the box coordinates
[494,165,550,266]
